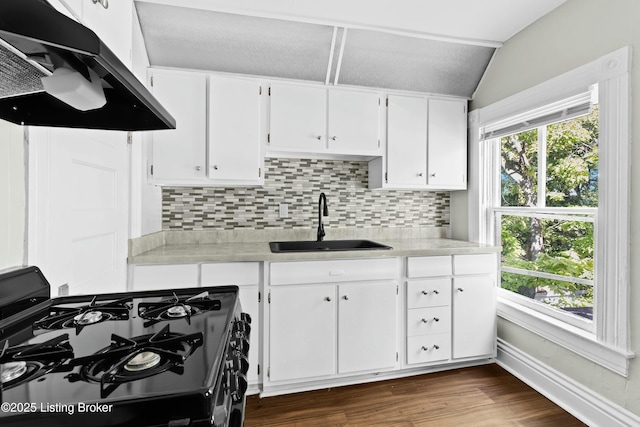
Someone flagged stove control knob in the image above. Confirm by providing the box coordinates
[230,372,248,403]
[229,351,249,375]
[230,336,250,355]
[241,313,252,324]
[233,320,251,337]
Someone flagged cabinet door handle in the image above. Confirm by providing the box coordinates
[421,290,428,295]
[316,135,323,140]
[212,165,219,170]
[457,288,464,292]
[433,317,440,322]
[331,136,338,141]
[433,290,439,294]
[324,297,332,302]
[342,295,349,301]
[421,318,428,323]
[433,345,440,350]
[421,346,429,351]
[431,173,436,177]
[195,166,202,171]
[418,172,424,177]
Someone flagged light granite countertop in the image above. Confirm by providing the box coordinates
[129,237,499,264]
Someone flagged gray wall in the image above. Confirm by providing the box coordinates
[0,120,25,270]
[471,0,640,414]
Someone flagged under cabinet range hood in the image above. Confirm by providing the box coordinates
[0,0,175,131]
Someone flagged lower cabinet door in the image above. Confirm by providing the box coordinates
[452,276,496,359]
[338,281,397,374]
[269,285,336,382]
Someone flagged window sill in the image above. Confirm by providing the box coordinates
[497,296,633,377]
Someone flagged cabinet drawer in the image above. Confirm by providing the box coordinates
[407,278,451,309]
[270,258,399,285]
[407,307,450,337]
[407,333,451,365]
[201,262,259,286]
[132,264,198,291]
[407,256,452,278]
[453,254,497,275]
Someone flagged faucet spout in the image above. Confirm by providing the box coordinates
[317,192,328,241]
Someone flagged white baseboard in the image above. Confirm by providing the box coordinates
[497,339,640,427]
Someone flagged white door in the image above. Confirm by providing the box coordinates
[269,285,336,382]
[427,98,467,188]
[386,95,427,187]
[338,281,397,374]
[452,276,496,359]
[150,69,207,182]
[28,127,129,296]
[327,89,380,155]
[209,75,262,183]
[269,83,326,152]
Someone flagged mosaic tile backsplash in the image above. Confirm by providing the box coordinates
[162,158,450,230]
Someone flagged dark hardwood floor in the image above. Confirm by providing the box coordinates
[245,364,587,426]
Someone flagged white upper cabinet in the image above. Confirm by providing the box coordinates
[209,75,264,184]
[268,83,326,152]
[149,69,207,182]
[148,70,265,186]
[427,98,467,189]
[327,89,381,155]
[61,0,133,68]
[385,94,428,187]
[268,83,382,157]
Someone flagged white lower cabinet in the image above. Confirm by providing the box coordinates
[405,253,497,367]
[452,275,496,359]
[266,258,399,387]
[269,285,336,382]
[129,262,262,389]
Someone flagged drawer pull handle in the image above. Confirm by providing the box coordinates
[324,297,332,302]
[433,317,440,322]
[329,270,345,276]
[421,346,429,351]
[342,295,349,301]
[421,317,440,324]
[433,345,440,350]
[421,318,428,323]
[422,290,439,295]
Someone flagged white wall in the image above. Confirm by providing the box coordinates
[0,120,25,270]
[471,0,640,415]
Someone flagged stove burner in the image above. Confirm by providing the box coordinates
[138,291,221,327]
[0,335,74,389]
[124,351,161,372]
[73,310,104,325]
[67,324,203,398]
[166,305,191,318]
[34,296,132,334]
[1,361,28,383]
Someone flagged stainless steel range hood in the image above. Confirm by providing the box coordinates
[0,0,175,131]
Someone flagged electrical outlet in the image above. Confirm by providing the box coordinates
[58,284,69,296]
[279,203,288,218]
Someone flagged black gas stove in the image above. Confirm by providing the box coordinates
[0,266,251,427]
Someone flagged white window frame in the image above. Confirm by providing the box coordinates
[468,47,633,376]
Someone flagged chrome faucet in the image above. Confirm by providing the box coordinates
[317,192,329,241]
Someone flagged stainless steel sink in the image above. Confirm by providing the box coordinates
[269,239,393,253]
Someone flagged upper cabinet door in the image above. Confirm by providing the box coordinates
[269,83,326,152]
[150,69,207,181]
[327,89,381,155]
[427,98,467,189]
[386,95,427,187]
[209,76,263,183]
[73,0,134,68]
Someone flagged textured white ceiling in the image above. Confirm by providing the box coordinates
[134,0,566,97]
[135,0,567,44]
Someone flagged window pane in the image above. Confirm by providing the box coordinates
[546,106,599,207]
[501,272,593,320]
[501,215,594,321]
[501,129,538,207]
